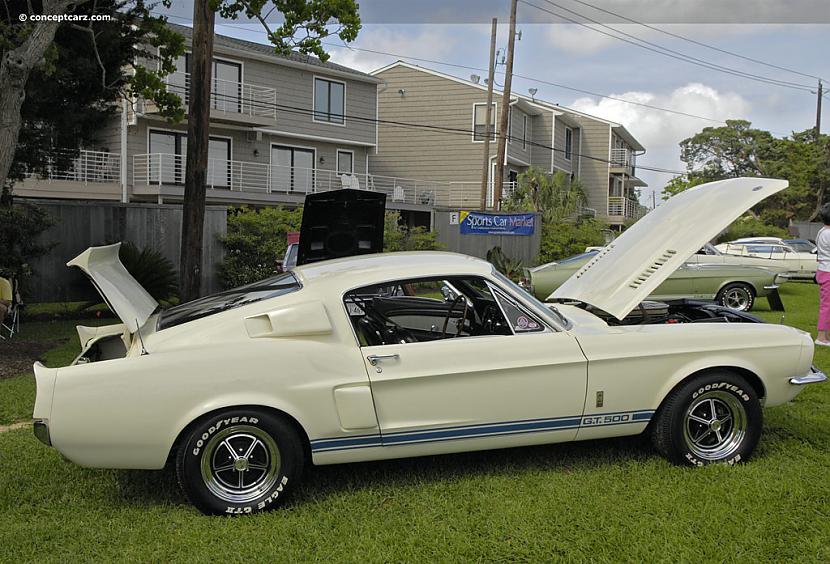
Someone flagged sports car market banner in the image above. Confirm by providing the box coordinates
[458,211,536,236]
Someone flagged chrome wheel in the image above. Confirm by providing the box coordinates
[682,391,747,461]
[722,287,751,311]
[199,425,281,504]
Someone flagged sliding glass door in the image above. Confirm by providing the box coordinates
[270,145,315,193]
[148,130,231,188]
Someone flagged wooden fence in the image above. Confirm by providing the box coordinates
[18,199,227,303]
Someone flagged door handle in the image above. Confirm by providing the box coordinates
[367,354,399,366]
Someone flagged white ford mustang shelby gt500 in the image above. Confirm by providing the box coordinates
[33,178,825,515]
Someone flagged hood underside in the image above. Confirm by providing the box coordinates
[550,177,788,320]
[67,243,159,334]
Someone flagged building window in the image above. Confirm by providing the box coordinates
[271,145,315,193]
[473,103,496,141]
[337,150,354,174]
[148,129,230,187]
[564,127,573,161]
[522,115,528,150]
[314,78,345,124]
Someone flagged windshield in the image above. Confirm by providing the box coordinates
[784,240,816,252]
[158,272,301,330]
[491,270,569,328]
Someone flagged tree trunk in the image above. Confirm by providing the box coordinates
[179,0,215,302]
[0,1,76,204]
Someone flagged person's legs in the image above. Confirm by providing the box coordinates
[817,271,830,343]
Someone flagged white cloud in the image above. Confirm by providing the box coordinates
[569,83,751,194]
[327,26,464,74]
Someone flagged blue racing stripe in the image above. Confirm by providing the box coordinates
[311,409,655,453]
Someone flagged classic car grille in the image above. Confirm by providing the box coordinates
[628,249,677,289]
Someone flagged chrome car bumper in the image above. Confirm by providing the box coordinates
[33,419,51,446]
[790,366,828,385]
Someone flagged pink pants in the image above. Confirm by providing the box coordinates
[818,270,830,331]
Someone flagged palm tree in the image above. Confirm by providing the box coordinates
[502,169,588,224]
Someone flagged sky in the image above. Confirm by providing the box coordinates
[155,1,830,203]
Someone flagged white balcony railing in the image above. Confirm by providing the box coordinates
[610,148,636,169]
[443,181,517,209]
[608,196,646,220]
[161,72,277,120]
[132,153,447,206]
[24,149,120,184]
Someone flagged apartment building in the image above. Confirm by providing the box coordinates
[369,61,648,225]
[15,25,441,215]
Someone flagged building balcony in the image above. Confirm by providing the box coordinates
[142,72,278,126]
[443,181,518,209]
[131,153,443,210]
[607,196,647,224]
[13,149,123,200]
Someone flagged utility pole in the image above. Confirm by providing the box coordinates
[480,18,498,211]
[816,79,823,144]
[180,0,215,302]
[493,0,518,210]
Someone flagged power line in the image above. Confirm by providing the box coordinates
[186,88,688,174]
[157,12,787,131]
[522,0,816,92]
[564,0,828,84]
[159,13,731,125]
[326,41,729,124]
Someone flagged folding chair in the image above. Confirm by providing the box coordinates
[1,279,22,340]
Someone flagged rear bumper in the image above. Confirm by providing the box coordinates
[790,366,828,385]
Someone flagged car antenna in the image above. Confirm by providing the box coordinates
[135,319,148,355]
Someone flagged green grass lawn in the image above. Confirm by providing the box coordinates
[0,283,828,562]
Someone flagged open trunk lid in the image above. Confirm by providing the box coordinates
[67,243,158,334]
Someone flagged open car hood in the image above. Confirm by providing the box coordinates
[67,243,158,334]
[550,177,788,320]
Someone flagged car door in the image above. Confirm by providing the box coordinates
[352,276,588,450]
[650,263,699,300]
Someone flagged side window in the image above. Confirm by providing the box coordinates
[491,288,545,333]
[345,276,519,346]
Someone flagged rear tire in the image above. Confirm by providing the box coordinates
[176,408,304,515]
[716,283,755,312]
[651,371,762,466]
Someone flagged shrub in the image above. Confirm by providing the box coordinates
[219,208,441,288]
[219,206,303,289]
[383,211,441,252]
[486,246,524,281]
[717,215,788,243]
[119,242,178,303]
[538,219,607,265]
[0,202,54,289]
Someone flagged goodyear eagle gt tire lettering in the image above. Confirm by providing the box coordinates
[176,409,304,515]
[651,371,762,466]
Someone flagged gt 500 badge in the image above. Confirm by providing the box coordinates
[582,414,630,426]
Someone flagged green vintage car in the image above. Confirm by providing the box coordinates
[525,250,786,312]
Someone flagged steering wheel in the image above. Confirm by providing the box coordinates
[442,294,469,338]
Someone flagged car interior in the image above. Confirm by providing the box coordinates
[345,276,546,346]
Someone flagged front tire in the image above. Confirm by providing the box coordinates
[651,371,762,466]
[716,283,755,312]
[176,409,305,515]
